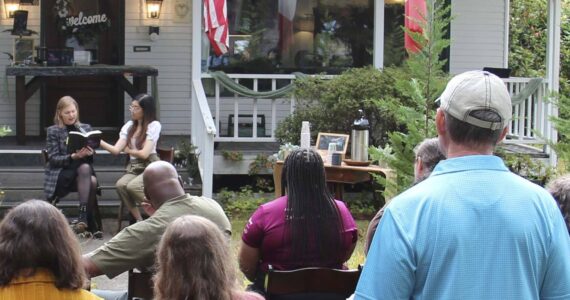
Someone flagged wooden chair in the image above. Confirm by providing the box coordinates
[264,265,363,300]
[42,149,103,231]
[116,147,175,233]
[127,269,154,300]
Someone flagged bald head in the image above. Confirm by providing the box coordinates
[143,161,184,207]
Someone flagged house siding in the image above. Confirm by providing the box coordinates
[0,5,41,135]
[124,0,193,135]
[0,1,194,136]
[449,0,508,74]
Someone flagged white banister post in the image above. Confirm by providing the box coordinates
[546,0,561,166]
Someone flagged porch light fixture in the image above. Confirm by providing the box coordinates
[4,0,19,18]
[145,0,163,19]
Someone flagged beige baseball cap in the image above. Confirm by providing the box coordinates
[438,70,512,130]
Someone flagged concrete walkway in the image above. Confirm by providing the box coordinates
[80,218,128,291]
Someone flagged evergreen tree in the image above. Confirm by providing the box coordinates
[370,0,450,194]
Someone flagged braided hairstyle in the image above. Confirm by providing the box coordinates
[282,148,344,266]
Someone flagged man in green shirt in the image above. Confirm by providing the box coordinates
[82,161,231,279]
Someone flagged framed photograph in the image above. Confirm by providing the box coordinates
[316,132,349,154]
[13,37,34,64]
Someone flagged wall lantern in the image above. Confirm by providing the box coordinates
[146,0,163,19]
[4,0,20,18]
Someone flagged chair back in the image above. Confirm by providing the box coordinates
[157,147,174,163]
[128,269,154,300]
[41,149,49,166]
[265,265,362,300]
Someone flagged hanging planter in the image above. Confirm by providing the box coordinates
[53,0,111,45]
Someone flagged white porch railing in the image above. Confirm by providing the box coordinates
[191,79,217,198]
[191,75,556,197]
[201,74,297,142]
[503,77,553,151]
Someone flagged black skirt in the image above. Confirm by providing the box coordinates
[54,160,97,198]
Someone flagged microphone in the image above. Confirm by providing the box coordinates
[75,123,87,134]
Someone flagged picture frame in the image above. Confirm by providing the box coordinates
[13,37,34,64]
[316,132,349,155]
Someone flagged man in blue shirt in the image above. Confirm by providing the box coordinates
[355,70,570,299]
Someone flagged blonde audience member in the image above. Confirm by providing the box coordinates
[154,215,263,300]
[0,200,101,300]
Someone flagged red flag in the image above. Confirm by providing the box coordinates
[204,0,229,56]
[278,0,297,53]
[405,0,426,53]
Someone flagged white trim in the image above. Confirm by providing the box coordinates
[546,0,561,166]
[374,0,384,69]
[503,0,510,68]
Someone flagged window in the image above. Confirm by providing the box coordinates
[203,0,374,74]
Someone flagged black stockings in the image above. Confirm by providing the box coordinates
[76,163,100,231]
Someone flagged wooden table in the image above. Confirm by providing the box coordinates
[273,161,396,202]
[5,65,158,145]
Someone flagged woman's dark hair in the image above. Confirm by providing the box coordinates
[127,93,158,150]
[282,148,344,266]
[154,215,235,300]
[0,200,86,289]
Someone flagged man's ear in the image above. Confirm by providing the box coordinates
[436,108,446,136]
[498,126,509,142]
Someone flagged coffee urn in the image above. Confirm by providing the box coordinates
[351,109,370,162]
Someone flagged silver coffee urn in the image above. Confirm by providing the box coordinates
[351,109,370,162]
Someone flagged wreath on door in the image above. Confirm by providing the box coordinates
[53,0,111,45]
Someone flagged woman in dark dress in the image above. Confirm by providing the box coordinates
[44,96,101,236]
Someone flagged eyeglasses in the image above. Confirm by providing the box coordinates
[129,105,142,111]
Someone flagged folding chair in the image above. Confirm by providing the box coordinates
[265,265,363,300]
[128,269,154,300]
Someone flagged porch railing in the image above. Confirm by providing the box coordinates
[191,79,216,198]
[503,77,553,150]
[201,74,297,142]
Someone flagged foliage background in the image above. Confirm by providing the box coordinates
[509,0,570,169]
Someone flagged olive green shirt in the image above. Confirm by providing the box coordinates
[88,194,231,278]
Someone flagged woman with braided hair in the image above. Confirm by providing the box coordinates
[238,148,358,295]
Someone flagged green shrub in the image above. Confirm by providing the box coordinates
[275,66,407,148]
[217,186,270,218]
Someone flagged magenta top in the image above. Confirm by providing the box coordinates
[241,196,358,273]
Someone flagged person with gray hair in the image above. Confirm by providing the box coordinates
[546,174,570,233]
[355,70,570,299]
[364,137,445,254]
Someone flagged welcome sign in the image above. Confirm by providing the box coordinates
[65,12,108,27]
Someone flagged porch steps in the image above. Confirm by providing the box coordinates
[0,150,199,216]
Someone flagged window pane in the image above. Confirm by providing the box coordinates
[203,0,374,74]
[384,0,405,67]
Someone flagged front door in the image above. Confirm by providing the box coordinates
[41,0,125,132]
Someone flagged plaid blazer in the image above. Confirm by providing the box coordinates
[44,123,93,200]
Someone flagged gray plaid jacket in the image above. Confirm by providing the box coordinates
[44,123,93,200]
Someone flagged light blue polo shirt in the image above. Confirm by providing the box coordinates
[356,155,570,300]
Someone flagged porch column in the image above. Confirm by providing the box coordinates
[546,0,561,165]
[373,0,385,69]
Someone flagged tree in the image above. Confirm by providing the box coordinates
[369,0,450,193]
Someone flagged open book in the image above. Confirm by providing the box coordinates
[67,130,102,153]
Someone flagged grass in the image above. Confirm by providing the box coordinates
[229,216,371,287]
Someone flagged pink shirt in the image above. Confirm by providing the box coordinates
[242,196,357,272]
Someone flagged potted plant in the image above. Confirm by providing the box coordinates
[174,140,200,186]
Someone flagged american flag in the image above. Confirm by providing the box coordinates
[204,0,229,56]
